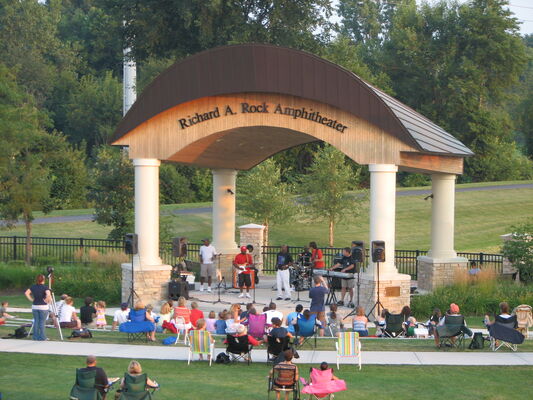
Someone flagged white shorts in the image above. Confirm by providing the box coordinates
[200,263,216,278]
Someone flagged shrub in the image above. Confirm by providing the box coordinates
[502,220,533,283]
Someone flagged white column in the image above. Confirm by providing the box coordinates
[428,173,457,260]
[368,164,398,276]
[123,44,136,116]
[212,169,238,253]
[133,158,162,267]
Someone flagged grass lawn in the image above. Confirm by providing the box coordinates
[2,182,532,253]
[0,352,532,400]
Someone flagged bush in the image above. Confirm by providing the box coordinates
[411,277,533,317]
[0,263,121,304]
[502,220,533,283]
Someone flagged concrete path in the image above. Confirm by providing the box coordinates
[1,339,532,366]
[11,183,532,225]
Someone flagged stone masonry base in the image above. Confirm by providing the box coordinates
[121,263,172,305]
[417,256,469,292]
[355,273,411,319]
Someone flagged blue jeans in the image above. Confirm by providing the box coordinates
[32,309,48,340]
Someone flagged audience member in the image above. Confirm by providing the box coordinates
[264,302,284,325]
[351,306,368,337]
[24,274,52,341]
[427,308,442,337]
[484,302,512,326]
[95,300,107,329]
[240,303,253,321]
[190,301,204,329]
[327,304,341,337]
[158,302,172,325]
[434,303,470,347]
[376,308,388,337]
[286,304,303,335]
[318,361,340,379]
[119,361,158,390]
[79,297,97,328]
[0,301,14,325]
[230,323,262,346]
[228,303,243,326]
[112,303,130,331]
[122,301,156,341]
[173,296,192,330]
[59,296,82,330]
[79,355,112,399]
[205,311,217,333]
[215,310,228,334]
[309,276,328,336]
[267,317,293,341]
[269,350,299,400]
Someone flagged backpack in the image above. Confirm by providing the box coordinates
[468,332,484,349]
[215,352,231,364]
[69,328,92,339]
[14,327,28,339]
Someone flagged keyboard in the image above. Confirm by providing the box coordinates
[313,269,354,279]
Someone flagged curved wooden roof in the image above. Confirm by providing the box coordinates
[113,44,472,158]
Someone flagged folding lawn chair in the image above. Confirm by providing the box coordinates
[268,363,300,400]
[514,305,533,338]
[117,373,158,400]
[172,316,190,345]
[187,330,215,366]
[226,334,253,364]
[488,315,525,352]
[119,309,155,343]
[267,335,291,363]
[335,331,361,370]
[300,368,347,399]
[436,315,470,349]
[69,368,102,400]
[247,313,267,340]
[295,315,318,349]
[382,313,405,338]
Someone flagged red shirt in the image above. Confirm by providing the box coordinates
[234,253,253,274]
[190,308,204,328]
[312,249,325,269]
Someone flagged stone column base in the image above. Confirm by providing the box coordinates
[356,272,411,318]
[417,256,469,292]
[121,263,172,305]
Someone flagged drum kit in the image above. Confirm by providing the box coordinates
[289,261,313,292]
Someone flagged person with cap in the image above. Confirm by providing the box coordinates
[434,303,468,347]
[199,238,218,293]
[233,246,253,298]
[112,302,130,331]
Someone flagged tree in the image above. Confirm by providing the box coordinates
[299,145,366,247]
[502,220,533,283]
[237,159,298,246]
[90,146,134,239]
[160,163,195,204]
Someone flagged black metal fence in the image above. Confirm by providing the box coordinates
[0,236,504,281]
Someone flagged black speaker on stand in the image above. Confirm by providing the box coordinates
[124,233,139,308]
[168,281,189,300]
[366,240,386,319]
[351,241,365,307]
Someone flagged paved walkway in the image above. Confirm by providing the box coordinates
[1,339,532,366]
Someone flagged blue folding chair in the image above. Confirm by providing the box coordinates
[295,315,318,349]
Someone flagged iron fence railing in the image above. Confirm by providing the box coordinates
[0,236,504,281]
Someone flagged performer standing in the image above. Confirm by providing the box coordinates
[309,242,325,269]
[199,238,217,293]
[331,247,356,307]
[276,245,293,300]
[233,246,253,298]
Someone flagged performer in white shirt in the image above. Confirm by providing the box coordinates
[199,238,218,292]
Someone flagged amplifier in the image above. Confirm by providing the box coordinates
[168,281,189,300]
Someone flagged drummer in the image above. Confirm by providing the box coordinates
[331,247,356,308]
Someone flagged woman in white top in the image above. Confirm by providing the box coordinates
[59,297,81,329]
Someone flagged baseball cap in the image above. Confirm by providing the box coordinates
[240,246,247,252]
[120,302,129,310]
[201,238,210,242]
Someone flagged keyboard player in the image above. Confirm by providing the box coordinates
[331,247,356,308]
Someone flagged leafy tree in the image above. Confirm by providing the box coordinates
[90,146,134,239]
[160,163,195,204]
[237,159,298,246]
[65,72,122,150]
[502,220,533,283]
[299,145,366,247]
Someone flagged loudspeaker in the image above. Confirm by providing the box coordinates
[168,281,189,300]
[124,233,138,255]
[351,241,365,263]
[371,240,385,263]
[172,237,180,257]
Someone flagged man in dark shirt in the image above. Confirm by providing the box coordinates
[79,297,97,328]
[79,355,110,399]
[332,247,356,307]
[309,275,328,336]
[276,245,293,300]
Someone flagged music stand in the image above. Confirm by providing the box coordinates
[212,255,230,305]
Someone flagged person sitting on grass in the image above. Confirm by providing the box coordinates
[118,360,158,393]
[0,301,15,325]
[376,308,388,337]
[79,297,97,329]
[190,301,204,329]
[351,306,368,337]
[427,308,442,337]
[205,311,217,334]
[59,296,82,330]
[158,302,172,332]
[327,304,342,337]
[269,350,299,400]
[112,303,130,331]
[95,300,107,329]
[215,310,228,334]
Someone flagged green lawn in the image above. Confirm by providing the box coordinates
[0,353,532,400]
[2,182,532,253]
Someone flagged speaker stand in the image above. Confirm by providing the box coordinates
[127,253,140,308]
[366,261,384,320]
[212,277,231,305]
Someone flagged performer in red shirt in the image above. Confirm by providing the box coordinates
[233,246,253,298]
[309,241,325,269]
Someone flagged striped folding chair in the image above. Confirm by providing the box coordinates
[335,331,362,370]
[188,330,215,366]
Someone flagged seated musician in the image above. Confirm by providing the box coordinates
[297,247,312,267]
[331,247,356,308]
[233,246,253,299]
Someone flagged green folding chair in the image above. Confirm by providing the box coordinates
[69,368,102,400]
[117,373,155,400]
[437,315,469,349]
